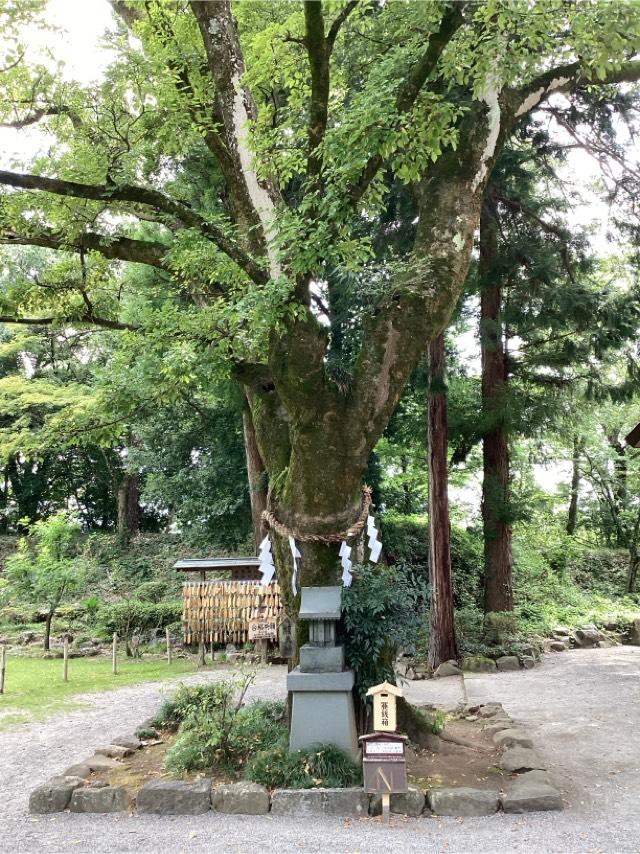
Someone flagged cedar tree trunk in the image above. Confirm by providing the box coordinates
[628,544,639,595]
[117,473,140,541]
[43,609,54,652]
[566,435,583,535]
[427,333,458,669]
[480,205,513,613]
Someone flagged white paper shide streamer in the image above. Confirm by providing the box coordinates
[258,534,275,586]
[288,535,301,596]
[367,514,382,563]
[339,540,353,587]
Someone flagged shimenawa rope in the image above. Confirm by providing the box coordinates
[261,485,372,544]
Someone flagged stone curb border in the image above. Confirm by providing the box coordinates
[29,703,563,818]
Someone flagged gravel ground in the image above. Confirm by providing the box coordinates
[2,647,640,854]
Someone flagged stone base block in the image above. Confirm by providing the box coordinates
[428,786,499,817]
[271,787,368,817]
[212,781,270,815]
[288,679,358,756]
[500,746,544,773]
[501,771,563,813]
[29,776,85,814]
[70,785,130,813]
[370,786,425,817]
[137,779,212,814]
[299,644,344,673]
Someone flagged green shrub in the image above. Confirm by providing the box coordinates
[135,726,159,740]
[137,580,169,603]
[380,513,483,609]
[342,562,427,698]
[154,681,244,731]
[83,595,101,623]
[161,676,287,775]
[246,743,362,789]
[96,600,181,640]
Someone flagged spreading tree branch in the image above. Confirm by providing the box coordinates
[0,313,140,331]
[512,59,640,118]
[0,227,169,268]
[189,0,281,271]
[303,1,359,181]
[0,170,268,283]
[348,2,466,205]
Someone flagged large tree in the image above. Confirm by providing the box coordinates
[1,0,640,616]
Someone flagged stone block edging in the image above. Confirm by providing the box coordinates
[29,703,563,818]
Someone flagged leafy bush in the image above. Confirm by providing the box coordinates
[161,675,287,775]
[342,562,427,698]
[380,513,483,608]
[96,600,181,640]
[83,595,101,623]
[136,580,170,603]
[154,681,245,732]
[135,726,159,740]
[245,743,362,789]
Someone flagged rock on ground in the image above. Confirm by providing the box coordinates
[463,655,497,673]
[501,770,563,813]
[500,746,545,772]
[29,776,85,814]
[428,786,500,817]
[82,755,119,771]
[496,656,521,672]
[434,660,462,678]
[493,728,534,749]
[95,745,132,759]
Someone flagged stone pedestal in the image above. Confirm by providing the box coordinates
[287,587,358,758]
[288,669,358,755]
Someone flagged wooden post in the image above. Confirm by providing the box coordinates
[258,638,268,664]
[166,627,172,665]
[382,792,390,825]
[63,636,69,682]
[112,632,118,675]
[0,645,6,694]
[198,569,206,666]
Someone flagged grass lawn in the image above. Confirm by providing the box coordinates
[0,654,207,729]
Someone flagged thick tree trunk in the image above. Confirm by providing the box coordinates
[43,610,53,651]
[242,401,268,550]
[117,473,140,541]
[566,435,583,535]
[480,206,513,614]
[628,545,639,594]
[427,334,458,669]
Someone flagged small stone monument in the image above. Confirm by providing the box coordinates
[287,586,358,757]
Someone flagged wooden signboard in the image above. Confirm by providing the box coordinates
[360,732,408,795]
[363,759,408,795]
[248,618,278,641]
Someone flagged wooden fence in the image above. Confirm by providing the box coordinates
[182,580,283,645]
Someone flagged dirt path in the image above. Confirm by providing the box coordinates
[2,648,640,853]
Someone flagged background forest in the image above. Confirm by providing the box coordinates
[0,0,639,673]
